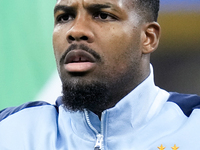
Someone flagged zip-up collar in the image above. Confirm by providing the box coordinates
[84,109,105,150]
[57,65,169,149]
[81,64,170,149]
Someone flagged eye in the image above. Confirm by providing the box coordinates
[93,12,117,21]
[56,14,74,23]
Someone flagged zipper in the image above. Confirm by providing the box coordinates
[94,134,103,150]
[84,109,105,150]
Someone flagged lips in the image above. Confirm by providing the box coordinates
[64,50,95,64]
[63,50,97,72]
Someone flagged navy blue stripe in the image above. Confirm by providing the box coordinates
[55,96,63,107]
[0,101,51,122]
[167,92,200,117]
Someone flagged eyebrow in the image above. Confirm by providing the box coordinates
[87,3,121,14]
[54,5,75,15]
[54,3,112,15]
[86,4,111,11]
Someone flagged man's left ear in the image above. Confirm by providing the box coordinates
[141,22,161,54]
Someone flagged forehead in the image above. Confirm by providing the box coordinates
[56,0,134,10]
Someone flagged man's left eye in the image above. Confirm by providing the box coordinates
[93,12,116,21]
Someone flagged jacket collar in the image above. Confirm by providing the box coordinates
[86,64,170,136]
[57,64,169,139]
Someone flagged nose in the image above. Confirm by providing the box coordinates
[66,17,94,43]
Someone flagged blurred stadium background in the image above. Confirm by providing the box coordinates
[0,0,200,110]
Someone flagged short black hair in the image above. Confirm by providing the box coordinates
[135,0,160,22]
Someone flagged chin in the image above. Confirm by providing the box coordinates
[61,79,111,112]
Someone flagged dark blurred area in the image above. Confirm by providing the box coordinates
[151,12,200,95]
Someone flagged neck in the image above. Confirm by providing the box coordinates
[91,67,151,118]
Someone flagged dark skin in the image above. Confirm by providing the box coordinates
[53,0,161,118]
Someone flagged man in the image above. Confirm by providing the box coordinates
[0,0,200,150]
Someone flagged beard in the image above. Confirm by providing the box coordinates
[61,79,111,113]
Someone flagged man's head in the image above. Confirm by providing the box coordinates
[53,0,161,115]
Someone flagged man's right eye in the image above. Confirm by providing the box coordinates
[56,14,74,23]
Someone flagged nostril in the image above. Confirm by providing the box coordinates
[68,36,75,41]
[80,36,88,41]
[67,35,89,42]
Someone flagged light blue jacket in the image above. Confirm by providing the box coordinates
[1,68,200,150]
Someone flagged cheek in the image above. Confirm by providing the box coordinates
[101,30,138,61]
[100,23,139,51]
[98,27,141,73]
[53,29,62,50]
[53,28,67,59]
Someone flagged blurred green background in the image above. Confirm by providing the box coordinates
[0,1,57,109]
[0,0,200,110]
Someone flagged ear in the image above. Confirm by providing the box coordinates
[141,22,161,54]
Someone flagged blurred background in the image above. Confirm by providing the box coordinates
[152,0,200,96]
[0,0,200,110]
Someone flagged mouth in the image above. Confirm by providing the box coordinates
[63,50,97,73]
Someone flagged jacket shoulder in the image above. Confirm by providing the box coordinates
[0,101,52,122]
[167,92,200,117]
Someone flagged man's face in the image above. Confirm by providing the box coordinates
[53,0,147,112]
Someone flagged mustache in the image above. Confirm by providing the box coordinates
[60,44,101,64]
